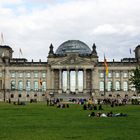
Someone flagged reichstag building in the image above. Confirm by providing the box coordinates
[0,40,140,101]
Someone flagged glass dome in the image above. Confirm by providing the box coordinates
[55,40,91,55]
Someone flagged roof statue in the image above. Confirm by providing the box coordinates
[91,43,97,56]
[48,43,54,57]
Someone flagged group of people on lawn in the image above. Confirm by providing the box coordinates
[89,111,127,117]
[83,98,127,118]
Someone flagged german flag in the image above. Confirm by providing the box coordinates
[104,56,108,76]
[39,78,42,86]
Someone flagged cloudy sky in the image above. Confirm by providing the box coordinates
[0,0,140,61]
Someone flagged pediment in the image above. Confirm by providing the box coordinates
[51,55,94,65]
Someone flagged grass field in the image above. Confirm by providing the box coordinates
[0,102,140,140]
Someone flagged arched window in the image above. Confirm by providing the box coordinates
[11,80,16,90]
[42,81,46,91]
[115,81,120,91]
[34,81,38,91]
[107,81,112,91]
[26,80,31,91]
[123,81,128,91]
[18,81,23,91]
[99,81,104,91]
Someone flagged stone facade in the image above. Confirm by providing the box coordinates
[0,40,140,101]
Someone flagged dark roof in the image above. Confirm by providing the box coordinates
[0,45,12,50]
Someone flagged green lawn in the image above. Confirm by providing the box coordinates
[0,102,139,140]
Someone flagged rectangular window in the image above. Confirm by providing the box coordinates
[34,81,38,91]
[26,81,31,91]
[18,81,23,91]
[123,81,128,91]
[123,72,128,78]
[26,72,31,78]
[108,72,112,78]
[34,72,38,78]
[115,72,120,78]
[100,72,104,78]
[11,81,16,90]
[107,81,112,91]
[99,81,104,91]
[19,72,23,78]
[42,81,46,91]
[115,81,120,91]
[11,72,16,78]
[42,72,46,78]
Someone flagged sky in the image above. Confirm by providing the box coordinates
[0,0,140,62]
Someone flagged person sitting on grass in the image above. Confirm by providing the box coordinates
[66,104,69,108]
[93,105,97,110]
[88,111,95,117]
[98,104,103,110]
[107,111,113,117]
[113,112,128,117]
[83,104,87,110]
[100,113,107,117]
[96,112,101,117]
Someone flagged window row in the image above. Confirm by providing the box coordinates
[10,71,46,78]
[99,81,136,91]
[99,71,134,78]
[11,80,47,91]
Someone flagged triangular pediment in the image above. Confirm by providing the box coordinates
[51,55,94,65]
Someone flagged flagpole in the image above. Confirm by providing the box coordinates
[1,33,4,45]
[104,54,108,98]
[104,65,106,97]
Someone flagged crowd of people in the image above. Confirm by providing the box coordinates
[5,96,129,118]
[89,111,128,117]
[80,98,128,118]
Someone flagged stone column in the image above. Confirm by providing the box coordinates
[92,67,99,96]
[46,68,51,90]
[67,69,70,94]
[51,69,54,90]
[83,69,86,94]
[59,69,62,89]
[75,69,78,94]
[112,71,115,91]
[128,70,131,91]
[58,69,62,94]
[30,70,34,98]
[91,68,94,96]
[3,67,9,101]
[120,71,123,91]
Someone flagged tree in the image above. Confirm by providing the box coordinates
[130,66,140,95]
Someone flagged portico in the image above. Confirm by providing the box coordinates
[47,40,98,96]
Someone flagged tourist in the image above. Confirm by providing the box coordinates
[88,111,95,117]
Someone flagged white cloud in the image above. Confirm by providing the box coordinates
[0,0,23,6]
[0,0,140,61]
[92,24,118,35]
